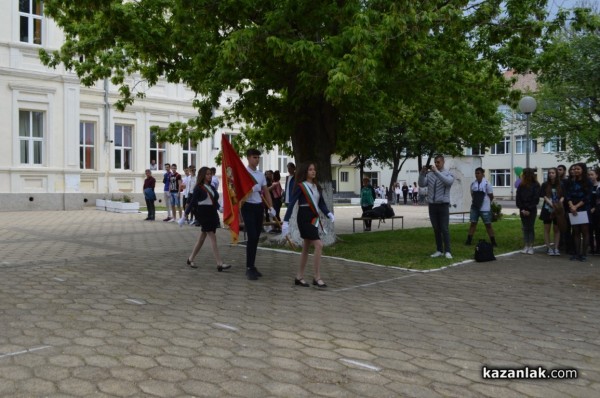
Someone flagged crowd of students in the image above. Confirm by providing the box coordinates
[516,163,600,261]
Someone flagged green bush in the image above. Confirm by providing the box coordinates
[491,201,502,222]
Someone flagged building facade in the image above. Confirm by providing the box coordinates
[0,2,290,211]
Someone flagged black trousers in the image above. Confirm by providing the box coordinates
[241,202,264,269]
[145,199,155,220]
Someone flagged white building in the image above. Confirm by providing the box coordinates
[0,2,290,211]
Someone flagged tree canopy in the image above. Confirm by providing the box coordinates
[41,0,554,184]
[532,8,600,163]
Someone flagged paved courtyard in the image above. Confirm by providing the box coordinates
[0,207,599,397]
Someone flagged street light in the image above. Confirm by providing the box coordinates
[518,96,537,169]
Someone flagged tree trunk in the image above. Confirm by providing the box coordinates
[290,98,338,245]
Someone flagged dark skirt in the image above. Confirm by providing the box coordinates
[194,205,219,233]
[298,206,320,240]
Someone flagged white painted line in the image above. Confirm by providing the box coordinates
[332,273,419,292]
[0,345,52,359]
[53,277,65,282]
[125,299,145,305]
[340,358,381,371]
[213,323,239,332]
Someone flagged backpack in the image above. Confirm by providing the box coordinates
[362,204,394,219]
[474,240,496,262]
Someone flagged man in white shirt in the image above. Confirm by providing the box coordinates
[210,167,219,191]
[465,167,497,246]
[242,149,275,280]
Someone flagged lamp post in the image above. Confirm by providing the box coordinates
[518,96,537,169]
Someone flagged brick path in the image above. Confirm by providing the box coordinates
[0,208,598,397]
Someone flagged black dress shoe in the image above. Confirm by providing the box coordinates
[254,268,263,277]
[246,268,258,280]
[187,258,197,268]
[294,278,309,287]
[313,279,327,288]
[217,263,231,272]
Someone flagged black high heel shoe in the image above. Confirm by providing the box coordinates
[294,278,309,287]
[187,258,197,268]
[217,263,231,272]
[312,279,327,288]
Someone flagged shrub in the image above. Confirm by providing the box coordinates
[491,201,502,222]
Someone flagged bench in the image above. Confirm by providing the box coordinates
[352,216,404,233]
[449,211,470,223]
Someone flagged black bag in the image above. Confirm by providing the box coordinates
[474,239,496,262]
[363,204,394,219]
[471,191,486,210]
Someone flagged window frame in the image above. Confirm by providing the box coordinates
[79,121,95,170]
[490,136,511,155]
[340,171,349,183]
[19,109,45,166]
[149,129,167,171]
[490,169,511,187]
[182,138,197,168]
[19,0,44,45]
[114,124,133,170]
[363,172,379,188]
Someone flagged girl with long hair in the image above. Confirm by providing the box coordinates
[539,167,564,255]
[516,168,540,254]
[565,163,593,261]
[282,162,334,288]
[589,167,600,254]
[181,167,231,272]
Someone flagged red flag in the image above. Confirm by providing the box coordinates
[221,136,255,244]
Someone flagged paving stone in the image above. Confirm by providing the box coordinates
[1,209,599,397]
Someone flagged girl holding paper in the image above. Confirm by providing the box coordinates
[282,162,334,288]
[565,163,593,261]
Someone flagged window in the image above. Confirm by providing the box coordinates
[212,132,234,150]
[340,171,349,182]
[19,110,44,165]
[490,136,511,155]
[19,0,43,45]
[80,122,95,169]
[490,169,511,187]
[182,138,197,167]
[363,172,378,187]
[543,137,566,153]
[465,145,485,156]
[149,129,166,171]
[114,124,133,170]
[515,135,537,154]
[278,152,288,173]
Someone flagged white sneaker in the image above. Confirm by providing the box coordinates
[554,249,560,256]
[547,248,554,255]
[445,252,453,259]
[527,247,534,255]
[430,251,443,258]
[521,247,529,254]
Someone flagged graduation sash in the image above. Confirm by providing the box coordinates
[200,184,217,206]
[298,182,322,230]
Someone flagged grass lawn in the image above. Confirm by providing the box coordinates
[320,217,545,270]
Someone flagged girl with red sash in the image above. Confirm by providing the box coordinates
[282,162,334,288]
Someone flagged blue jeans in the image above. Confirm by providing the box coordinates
[429,203,451,253]
[241,202,264,269]
[520,208,537,246]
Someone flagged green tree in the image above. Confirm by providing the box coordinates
[41,0,551,192]
[532,9,600,162]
